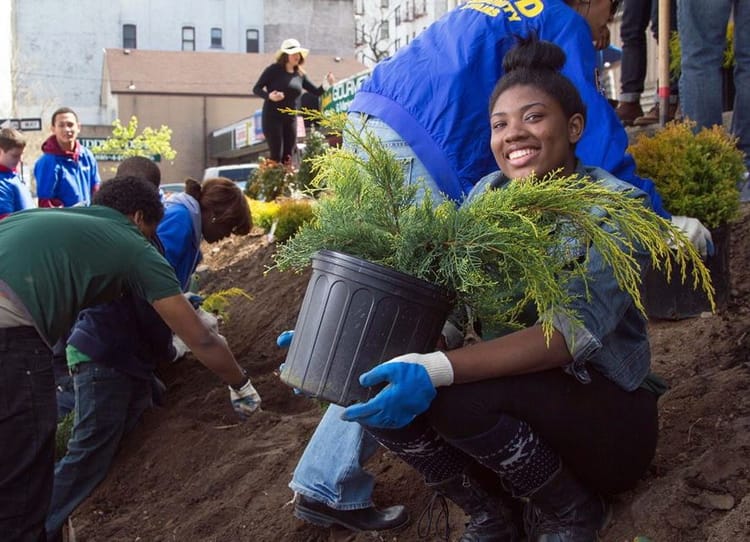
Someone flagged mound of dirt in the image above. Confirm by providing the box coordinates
[69,207,750,542]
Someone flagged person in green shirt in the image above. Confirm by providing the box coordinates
[0,176,260,542]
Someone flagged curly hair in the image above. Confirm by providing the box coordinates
[185,177,252,235]
[93,176,164,225]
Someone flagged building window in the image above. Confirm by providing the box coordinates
[354,0,364,15]
[355,23,365,46]
[395,5,401,25]
[381,0,389,7]
[394,38,401,52]
[211,27,223,48]
[182,26,195,51]
[246,29,259,52]
[380,20,389,41]
[123,24,137,49]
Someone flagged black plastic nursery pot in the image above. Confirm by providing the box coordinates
[641,225,730,320]
[280,250,453,406]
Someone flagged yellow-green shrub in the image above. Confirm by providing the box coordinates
[272,199,315,242]
[200,287,253,322]
[248,197,315,242]
[628,120,743,228]
[248,198,280,231]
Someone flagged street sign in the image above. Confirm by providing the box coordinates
[321,70,371,114]
[0,117,43,131]
[78,137,160,162]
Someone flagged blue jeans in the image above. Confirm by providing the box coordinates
[290,405,379,509]
[45,361,152,537]
[678,0,750,167]
[0,327,55,542]
[289,114,438,509]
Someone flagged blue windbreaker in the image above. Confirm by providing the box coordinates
[33,136,100,207]
[349,0,669,218]
[0,168,34,216]
[157,193,202,291]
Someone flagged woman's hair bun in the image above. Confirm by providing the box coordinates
[502,33,567,74]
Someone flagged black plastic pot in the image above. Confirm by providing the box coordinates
[641,225,730,320]
[280,250,453,406]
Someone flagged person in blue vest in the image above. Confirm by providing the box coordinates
[157,177,251,292]
[287,0,710,534]
[34,107,100,208]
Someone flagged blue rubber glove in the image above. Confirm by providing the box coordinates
[277,329,294,348]
[341,352,454,429]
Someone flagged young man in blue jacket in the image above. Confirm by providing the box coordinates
[288,0,712,533]
[34,107,100,208]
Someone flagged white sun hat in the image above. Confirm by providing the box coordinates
[276,38,309,60]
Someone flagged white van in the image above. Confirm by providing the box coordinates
[202,163,259,187]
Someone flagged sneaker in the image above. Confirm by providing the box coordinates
[615,101,644,126]
[633,102,679,126]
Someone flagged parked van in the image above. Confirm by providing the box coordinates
[202,163,259,186]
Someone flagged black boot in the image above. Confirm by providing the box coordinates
[293,494,409,532]
[523,467,610,542]
[428,472,521,542]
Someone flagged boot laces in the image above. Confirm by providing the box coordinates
[417,491,451,541]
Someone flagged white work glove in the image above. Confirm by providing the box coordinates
[670,216,714,259]
[170,308,222,363]
[171,335,190,362]
[229,377,262,419]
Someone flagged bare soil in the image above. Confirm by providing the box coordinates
[69,205,750,542]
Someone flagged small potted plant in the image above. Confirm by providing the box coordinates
[273,112,712,404]
[629,119,744,317]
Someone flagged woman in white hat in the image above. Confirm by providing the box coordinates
[252,38,334,164]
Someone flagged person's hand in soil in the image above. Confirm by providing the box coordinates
[229,377,262,418]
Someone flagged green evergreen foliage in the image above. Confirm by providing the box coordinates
[296,129,330,194]
[629,120,743,228]
[274,112,713,336]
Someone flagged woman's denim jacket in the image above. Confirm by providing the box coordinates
[465,165,651,392]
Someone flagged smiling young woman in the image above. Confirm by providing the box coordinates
[351,36,660,541]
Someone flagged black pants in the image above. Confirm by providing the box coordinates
[0,327,55,542]
[371,368,658,496]
[262,110,297,163]
[620,0,678,95]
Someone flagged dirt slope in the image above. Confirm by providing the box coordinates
[69,206,750,542]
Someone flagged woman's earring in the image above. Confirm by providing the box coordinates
[211,216,217,223]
